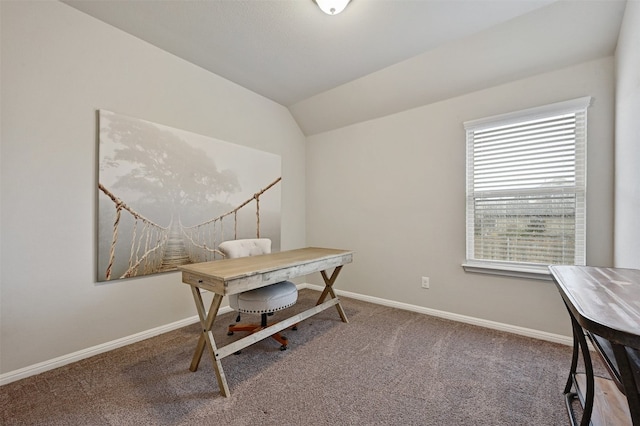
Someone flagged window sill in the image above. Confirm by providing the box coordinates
[462,261,553,281]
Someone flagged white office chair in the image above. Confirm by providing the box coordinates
[218,238,298,351]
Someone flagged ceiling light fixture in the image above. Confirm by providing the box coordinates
[314,0,351,15]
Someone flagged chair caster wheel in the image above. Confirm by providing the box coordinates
[292,326,298,331]
[227,331,234,336]
[280,345,288,351]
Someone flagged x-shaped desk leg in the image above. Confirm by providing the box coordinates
[189,287,231,397]
[317,266,349,323]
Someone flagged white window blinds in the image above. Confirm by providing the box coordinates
[464,97,590,275]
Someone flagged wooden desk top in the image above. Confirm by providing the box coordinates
[179,247,353,295]
[549,266,640,349]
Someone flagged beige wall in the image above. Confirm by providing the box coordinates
[306,57,615,337]
[0,1,306,374]
[614,1,640,269]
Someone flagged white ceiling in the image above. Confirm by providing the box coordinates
[63,0,627,135]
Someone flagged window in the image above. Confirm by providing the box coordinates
[463,97,591,280]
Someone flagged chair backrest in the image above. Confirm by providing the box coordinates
[218,238,271,259]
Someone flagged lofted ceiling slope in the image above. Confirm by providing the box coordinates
[63,0,626,135]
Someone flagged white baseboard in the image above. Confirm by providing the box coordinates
[1,284,571,386]
[0,306,233,386]
[301,283,573,347]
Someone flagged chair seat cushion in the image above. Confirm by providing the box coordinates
[230,281,298,314]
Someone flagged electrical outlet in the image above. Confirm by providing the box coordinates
[421,276,430,289]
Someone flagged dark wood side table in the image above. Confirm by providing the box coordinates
[550,266,640,426]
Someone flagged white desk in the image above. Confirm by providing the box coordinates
[178,247,353,397]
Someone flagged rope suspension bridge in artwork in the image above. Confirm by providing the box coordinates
[98,177,281,281]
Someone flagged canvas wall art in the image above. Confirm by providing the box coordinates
[97,110,281,282]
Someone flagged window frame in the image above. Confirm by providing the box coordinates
[462,97,591,280]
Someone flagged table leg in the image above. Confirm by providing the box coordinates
[565,326,580,394]
[573,314,596,426]
[189,287,231,397]
[317,266,348,323]
[612,343,640,425]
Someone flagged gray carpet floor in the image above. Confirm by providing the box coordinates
[1,289,576,425]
